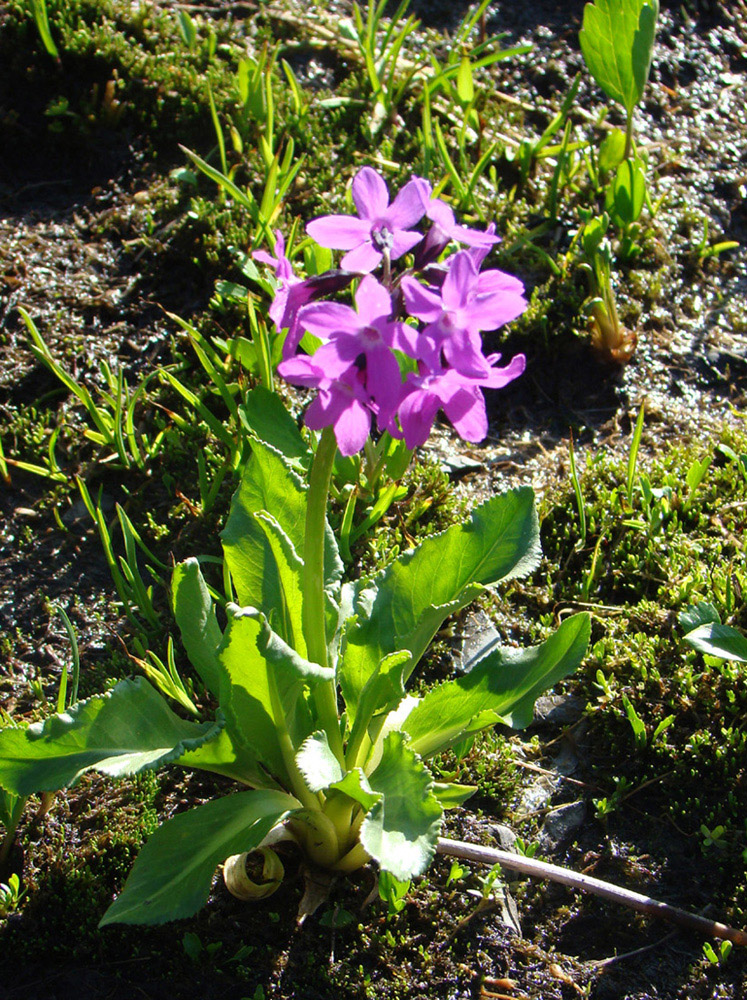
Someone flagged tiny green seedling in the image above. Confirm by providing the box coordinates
[379,871,410,916]
[703,939,732,966]
[446,859,467,885]
[0,873,25,917]
[700,824,728,852]
[696,218,739,262]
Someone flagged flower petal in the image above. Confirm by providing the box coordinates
[467,225,498,268]
[397,387,442,449]
[442,251,478,311]
[340,241,382,273]
[389,229,423,260]
[354,275,393,323]
[277,355,327,388]
[387,320,420,358]
[475,268,526,297]
[426,198,456,230]
[352,167,390,220]
[443,387,487,442]
[298,301,361,338]
[334,399,372,456]
[253,250,278,269]
[307,337,362,375]
[482,352,526,389]
[442,328,492,378]
[307,215,371,249]
[401,276,443,323]
[467,289,527,330]
[364,344,403,420]
[449,223,501,248]
[386,177,430,230]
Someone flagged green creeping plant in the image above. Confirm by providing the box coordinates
[0,397,589,926]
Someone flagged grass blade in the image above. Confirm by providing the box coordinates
[626,401,645,505]
[568,430,587,548]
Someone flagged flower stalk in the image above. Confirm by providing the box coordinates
[303,426,345,766]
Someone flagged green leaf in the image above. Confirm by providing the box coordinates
[379,871,410,914]
[679,601,721,632]
[0,786,25,836]
[222,439,342,645]
[296,731,344,793]
[456,56,474,105]
[31,0,59,59]
[218,606,333,782]
[432,782,477,809]
[239,387,311,469]
[340,488,540,715]
[684,623,747,663]
[344,649,409,745]
[253,511,306,654]
[0,679,222,797]
[180,146,257,218]
[328,768,379,811]
[579,0,659,116]
[172,558,223,698]
[99,789,297,926]
[404,613,591,759]
[176,9,197,49]
[686,456,711,493]
[175,720,276,788]
[360,732,442,881]
[608,157,646,225]
[598,128,627,172]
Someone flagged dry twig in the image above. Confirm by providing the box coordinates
[437,838,747,946]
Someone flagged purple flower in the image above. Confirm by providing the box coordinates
[277,354,373,457]
[415,199,501,268]
[306,167,430,273]
[427,199,501,249]
[401,250,527,378]
[391,353,526,449]
[254,232,357,358]
[253,230,302,329]
[295,275,413,422]
[253,231,314,357]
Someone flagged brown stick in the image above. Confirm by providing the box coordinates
[437,838,747,947]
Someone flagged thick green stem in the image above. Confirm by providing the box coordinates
[304,427,345,765]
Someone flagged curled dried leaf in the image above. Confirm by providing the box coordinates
[223,846,284,900]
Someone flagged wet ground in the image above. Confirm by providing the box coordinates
[0,1,746,998]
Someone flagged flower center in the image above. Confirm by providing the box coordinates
[371,225,394,252]
[361,324,381,346]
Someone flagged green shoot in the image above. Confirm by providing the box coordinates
[569,430,587,549]
[53,605,81,712]
[30,0,59,59]
[579,0,659,159]
[626,401,645,505]
[130,637,200,717]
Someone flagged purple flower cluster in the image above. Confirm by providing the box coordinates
[256,167,527,456]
